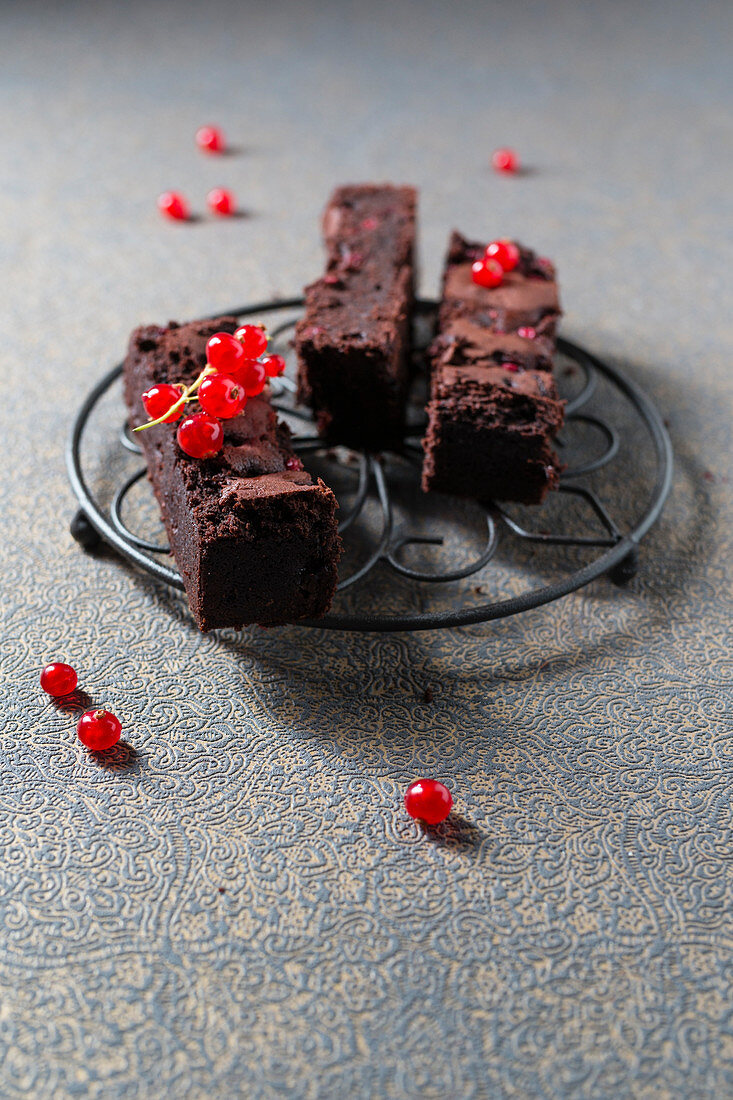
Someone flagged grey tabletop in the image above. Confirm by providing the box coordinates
[2,1,732,1098]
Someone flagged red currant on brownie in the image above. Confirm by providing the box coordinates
[177,413,224,459]
[485,239,520,272]
[199,375,247,419]
[234,324,268,358]
[142,383,185,423]
[207,188,236,216]
[233,359,267,397]
[77,709,122,751]
[40,662,78,697]
[195,125,225,153]
[404,779,453,825]
[205,332,245,374]
[157,191,189,221]
[471,257,504,288]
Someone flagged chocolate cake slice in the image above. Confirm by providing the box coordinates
[422,233,564,504]
[439,231,561,338]
[431,317,555,375]
[123,317,341,631]
[422,364,565,504]
[295,183,417,449]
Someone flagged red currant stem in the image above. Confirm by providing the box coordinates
[133,368,214,431]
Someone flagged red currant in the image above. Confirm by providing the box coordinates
[199,375,247,419]
[517,326,537,339]
[195,125,225,153]
[142,383,184,423]
[486,239,520,272]
[207,187,236,216]
[285,455,304,471]
[157,191,189,221]
[503,362,521,373]
[260,354,286,378]
[233,359,267,397]
[206,332,245,374]
[233,324,268,358]
[471,258,504,289]
[40,662,78,697]
[77,709,122,751]
[177,413,224,459]
[404,779,453,825]
[492,147,519,173]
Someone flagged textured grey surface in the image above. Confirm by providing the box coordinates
[1,1,733,1098]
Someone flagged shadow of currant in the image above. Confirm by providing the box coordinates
[91,740,139,772]
[51,689,91,716]
[420,812,486,849]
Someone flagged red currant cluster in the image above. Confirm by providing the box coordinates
[40,664,122,751]
[158,125,237,221]
[470,237,521,289]
[136,324,285,459]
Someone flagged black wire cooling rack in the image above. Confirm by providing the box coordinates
[67,298,673,632]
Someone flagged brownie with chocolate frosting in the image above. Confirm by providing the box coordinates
[422,363,565,504]
[295,184,417,448]
[422,233,565,505]
[123,316,341,630]
[439,231,562,338]
[430,317,555,374]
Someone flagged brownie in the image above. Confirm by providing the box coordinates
[123,316,341,631]
[430,317,555,374]
[439,231,562,338]
[422,233,565,505]
[422,364,565,504]
[295,183,417,448]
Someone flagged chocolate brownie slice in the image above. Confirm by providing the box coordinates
[295,183,417,448]
[422,365,565,504]
[422,232,565,504]
[439,231,561,338]
[123,317,341,631]
[431,317,555,375]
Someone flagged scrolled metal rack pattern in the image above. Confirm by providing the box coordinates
[67,298,673,632]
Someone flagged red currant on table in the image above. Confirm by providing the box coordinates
[157,191,189,221]
[471,258,504,289]
[503,362,521,373]
[260,354,286,378]
[199,375,247,419]
[196,125,225,153]
[142,383,184,423]
[177,413,224,458]
[492,147,519,173]
[404,779,453,825]
[40,663,78,697]
[233,359,267,397]
[77,709,122,751]
[517,326,537,339]
[234,324,268,358]
[205,332,245,374]
[486,239,520,272]
[207,187,236,216]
